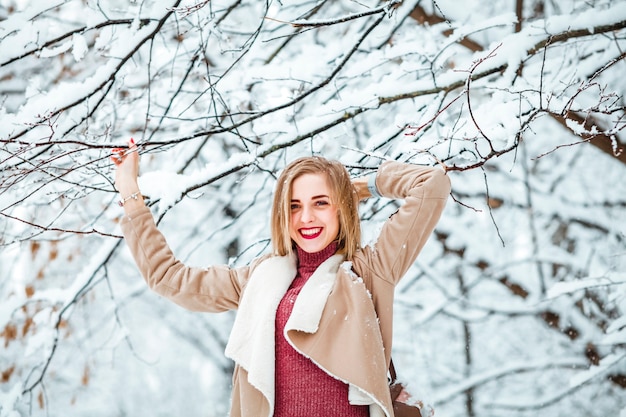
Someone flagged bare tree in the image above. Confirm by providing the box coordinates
[1,0,624,416]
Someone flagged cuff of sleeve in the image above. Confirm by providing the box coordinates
[120,205,152,225]
[367,173,382,198]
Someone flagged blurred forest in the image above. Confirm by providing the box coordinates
[1,0,625,416]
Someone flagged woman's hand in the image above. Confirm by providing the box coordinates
[111,138,144,210]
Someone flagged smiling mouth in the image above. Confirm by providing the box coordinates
[300,227,322,239]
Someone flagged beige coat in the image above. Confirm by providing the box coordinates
[120,161,451,417]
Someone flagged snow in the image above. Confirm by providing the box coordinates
[546,272,626,299]
[1,0,625,416]
[71,34,89,62]
[139,152,257,213]
[0,384,21,417]
[569,353,626,388]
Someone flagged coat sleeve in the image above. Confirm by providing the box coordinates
[120,206,252,312]
[354,161,451,285]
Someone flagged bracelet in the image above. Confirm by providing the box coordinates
[118,191,141,207]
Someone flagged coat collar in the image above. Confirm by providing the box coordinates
[224,252,344,412]
[285,253,344,333]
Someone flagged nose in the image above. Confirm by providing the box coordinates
[301,205,315,223]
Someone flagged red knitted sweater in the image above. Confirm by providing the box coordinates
[274,242,369,417]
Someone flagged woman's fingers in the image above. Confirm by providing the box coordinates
[110,148,125,166]
[110,138,137,166]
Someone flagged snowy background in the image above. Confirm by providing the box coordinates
[1,0,625,416]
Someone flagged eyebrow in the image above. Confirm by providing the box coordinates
[291,194,330,201]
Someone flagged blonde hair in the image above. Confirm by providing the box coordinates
[271,156,361,259]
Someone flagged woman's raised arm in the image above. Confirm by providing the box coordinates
[110,138,145,213]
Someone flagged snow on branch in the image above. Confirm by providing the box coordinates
[433,356,589,405]
[546,272,626,299]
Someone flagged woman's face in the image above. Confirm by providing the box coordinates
[289,173,340,254]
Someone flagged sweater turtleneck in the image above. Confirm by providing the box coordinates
[293,241,339,285]
[274,241,369,417]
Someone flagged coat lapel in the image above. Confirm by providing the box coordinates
[224,253,296,405]
[285,256,390,416]
[285,254,344,333]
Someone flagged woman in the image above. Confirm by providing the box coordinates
[111,139,450,417]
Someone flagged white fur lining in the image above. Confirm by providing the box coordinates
[349,385,374,405]
[284,254,344,333]
[224,254,296,412]
[350,386,389,417]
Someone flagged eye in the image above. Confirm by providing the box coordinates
[315,200,329,206]
[290,203,301,210]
